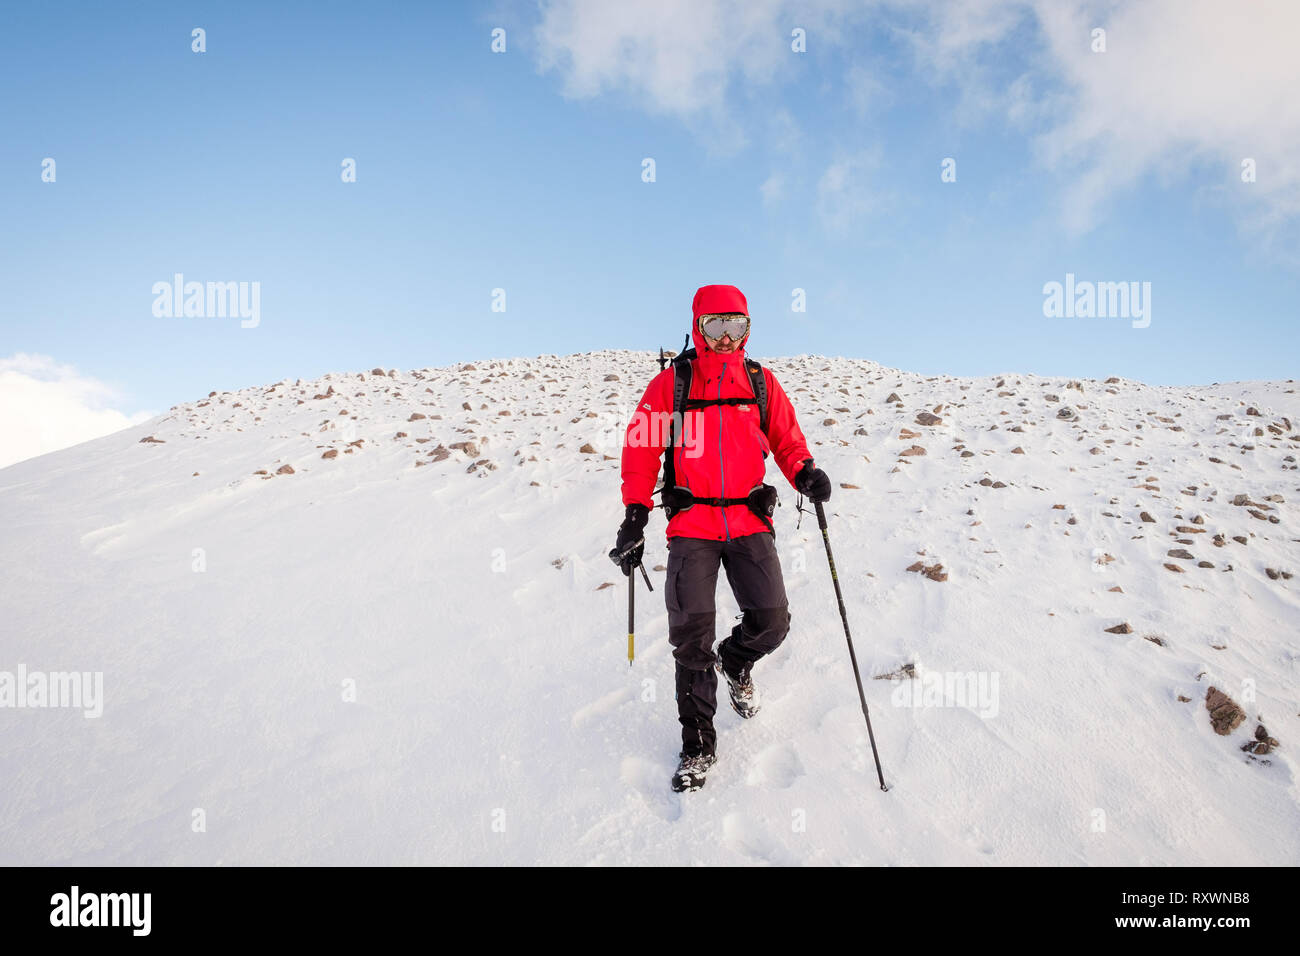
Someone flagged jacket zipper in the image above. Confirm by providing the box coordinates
[719,362,729,541]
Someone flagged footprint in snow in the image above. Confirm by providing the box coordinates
[745,743,805,789]
[571,686,634,729]
[619,756,682,823]
[722,812,796,865]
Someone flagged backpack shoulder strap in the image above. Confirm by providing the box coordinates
[671,347,697,422]
[660,348,696,495]
[745,359,768,433]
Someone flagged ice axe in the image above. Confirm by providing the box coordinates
[608,536,653,665]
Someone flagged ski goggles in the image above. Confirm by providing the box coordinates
[698,313,749,341]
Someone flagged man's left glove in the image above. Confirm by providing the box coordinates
[609,503,650,576]
[795,460,832,503]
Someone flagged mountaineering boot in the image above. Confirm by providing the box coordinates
[671,750,718,792]
[716,636,760,719]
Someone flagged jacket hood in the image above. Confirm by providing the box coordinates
[690,284,750,360]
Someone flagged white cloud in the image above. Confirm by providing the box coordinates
[533,0,1300,245]
[817,149,888,233]
[0,354,153,470]
[894,0,1300,239]
[534,0,864,145]
[1025,0,1300,238]
[760,172,785,204]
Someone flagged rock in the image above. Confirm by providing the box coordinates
[395,431,408,438]
[253,469,268,475]
[1140,511,1156,522]
[371,368,385,375]
[603,373,620,382]
[462,402,472,411]
[915,411,942,426]
[448,441,479,457]
[1011,446,1025,454]
[408,412,426,421]
[139,435,165,443]
[1104,622,1132,634]
[1167,549,1194,560]
[1205,686,1246,735]
[920,563,947,582]
[823,418,837,426]
[873,662,917,680]
[321,449,339,459]
[276,464,295,475]
[1143,635,1166,647]
[1163,563,1184,573]
[1056,407,1077,420]
[579,443,597,454]
[885,392,901,403]
[898,445,926,457]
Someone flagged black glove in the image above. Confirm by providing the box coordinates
[609,503,650,576]
[794,460,831,503]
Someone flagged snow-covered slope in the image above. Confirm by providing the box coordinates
[1,351,1297,865]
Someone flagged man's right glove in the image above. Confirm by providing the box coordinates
[795,460,832,503]
[609,503,650,576]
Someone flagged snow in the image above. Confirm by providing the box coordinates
[0,351,1297,865]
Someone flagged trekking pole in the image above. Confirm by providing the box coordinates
[813,499,888,792]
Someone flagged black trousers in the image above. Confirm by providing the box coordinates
[666,531,791,756]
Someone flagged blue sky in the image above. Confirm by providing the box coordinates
[1,0,1297,464]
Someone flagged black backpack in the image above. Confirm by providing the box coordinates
[653,338,775,531]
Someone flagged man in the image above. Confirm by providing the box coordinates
[611,284,832,792]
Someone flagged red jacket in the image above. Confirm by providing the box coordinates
[621,317,814,542]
